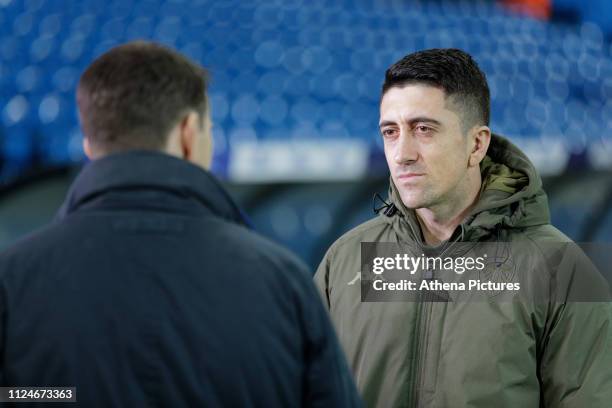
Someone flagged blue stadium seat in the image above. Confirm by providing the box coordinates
[1,0,612,184]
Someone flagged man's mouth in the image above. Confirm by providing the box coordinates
[397,173,425,179]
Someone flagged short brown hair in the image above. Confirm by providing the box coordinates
[382,48,490,132]
[77,41,208,154]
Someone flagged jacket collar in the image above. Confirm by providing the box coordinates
[57,150,249,227]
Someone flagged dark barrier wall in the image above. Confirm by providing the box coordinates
[1,167,611,270]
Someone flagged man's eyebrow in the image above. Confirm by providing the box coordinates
[408,117,442,126]
[379,117,442,128]
[379,120,396,128]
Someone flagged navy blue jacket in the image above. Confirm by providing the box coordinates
[0,151,361,407]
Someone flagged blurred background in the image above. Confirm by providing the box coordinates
[0,0,611,269]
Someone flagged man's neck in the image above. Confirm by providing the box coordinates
[415,176,482,246]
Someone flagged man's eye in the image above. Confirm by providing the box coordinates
[382,129,398,138]
[415,125,432,134]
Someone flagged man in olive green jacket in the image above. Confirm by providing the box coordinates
[315,49,612,407]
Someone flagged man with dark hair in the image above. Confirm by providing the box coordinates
[315,48,612,407]
[0,41,361,407]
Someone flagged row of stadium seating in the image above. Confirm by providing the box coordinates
[1,0,611,183]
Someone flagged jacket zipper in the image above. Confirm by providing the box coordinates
[411,275,435,407]
[408,292,424,407]
[407,225,465,407]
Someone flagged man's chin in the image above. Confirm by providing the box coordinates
[398,193,428,210]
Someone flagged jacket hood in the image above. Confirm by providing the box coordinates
[387,133,550,244]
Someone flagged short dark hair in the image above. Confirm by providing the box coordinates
[382,48,490,131]
[77,41,208,153]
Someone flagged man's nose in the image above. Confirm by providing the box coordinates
[394,131,418,165]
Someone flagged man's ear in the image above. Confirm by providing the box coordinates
[468,126,491,167]
[179,112,199,160]
[83,137,93,160]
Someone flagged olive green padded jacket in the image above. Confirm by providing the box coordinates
[315,134,612,408]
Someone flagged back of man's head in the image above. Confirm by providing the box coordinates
[77,41,208,156]
[382,48,490,133]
